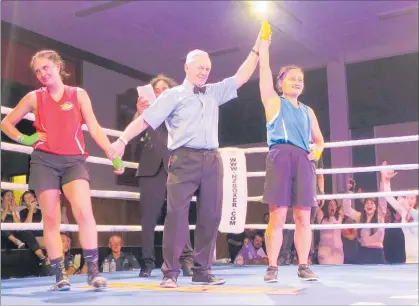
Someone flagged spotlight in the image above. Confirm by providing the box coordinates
[254,1,268,14]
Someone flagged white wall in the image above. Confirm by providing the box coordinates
[81,61,145,191]
[374,121,419,190]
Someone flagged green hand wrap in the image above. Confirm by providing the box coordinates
[112,157,124,171]
[20,133,40,146]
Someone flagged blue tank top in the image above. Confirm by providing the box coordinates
[266,96,311,152]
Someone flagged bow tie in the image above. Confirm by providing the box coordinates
[193,86,206,94]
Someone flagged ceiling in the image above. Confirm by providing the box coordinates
[1,1,418,81]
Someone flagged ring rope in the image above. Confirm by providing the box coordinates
[241,135,419,153]
[2,142,418,175]
[247,163,419,177]
[1,142,139,169]
[2,107,418,234]
[246,189,419,202]
[3,182,418,202]
[2,106,418,152]
[1,182,141,200]
[1,221,417,232]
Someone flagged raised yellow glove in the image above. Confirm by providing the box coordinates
[261,20,271,40]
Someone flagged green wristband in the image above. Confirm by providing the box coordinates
[20,133,40,146]
[112,157,124,170]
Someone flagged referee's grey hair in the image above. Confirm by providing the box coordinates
[185,49,209,64]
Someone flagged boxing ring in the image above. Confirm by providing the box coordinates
[1,105,419,305]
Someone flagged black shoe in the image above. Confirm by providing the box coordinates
[181,262,193,277]
[192,274,226,285]
[139,267,152,278]
[297,264,318,281]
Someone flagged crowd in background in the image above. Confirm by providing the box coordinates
[2,160,417,279]
[227,164,418,267]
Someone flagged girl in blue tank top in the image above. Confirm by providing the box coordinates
[266,95,312,151]
[257,23,325,284]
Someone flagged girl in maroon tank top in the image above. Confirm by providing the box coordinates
[1,49,124,291]
[33,85,87,156]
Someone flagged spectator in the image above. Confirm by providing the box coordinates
[101,235,140,272]
[19,191,44,246]
[234,234,268,266]
[316,199,344,264]
[346,176,364,211]
[383,205,406,264]
[61,233,87,275]
[227,231,249,262]
[341,215,359,264]
[342,195,386,264]
[381,163,418,263]
[1,190,53,275]
[2,190,24,248]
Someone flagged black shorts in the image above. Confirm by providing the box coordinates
[29,150,90,194]
[262,144,317,208]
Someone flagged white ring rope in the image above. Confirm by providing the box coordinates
[247,163,419,177]
[3,182,418,203]
[2,106,419,234]
[247,189,419,202]
[1,221,417,232]
[1,182,141,200]
[1,142,418,175]
[1,182,200,202]
[0,142,139,169]
[241,135,419,153]
[2,105,418,155]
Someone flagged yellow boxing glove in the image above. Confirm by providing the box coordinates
[261,20,271,40]
[313,148,322,161]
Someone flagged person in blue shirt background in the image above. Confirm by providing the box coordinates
[109,27,263,288]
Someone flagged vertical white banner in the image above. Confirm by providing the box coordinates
[218,148,248,234]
